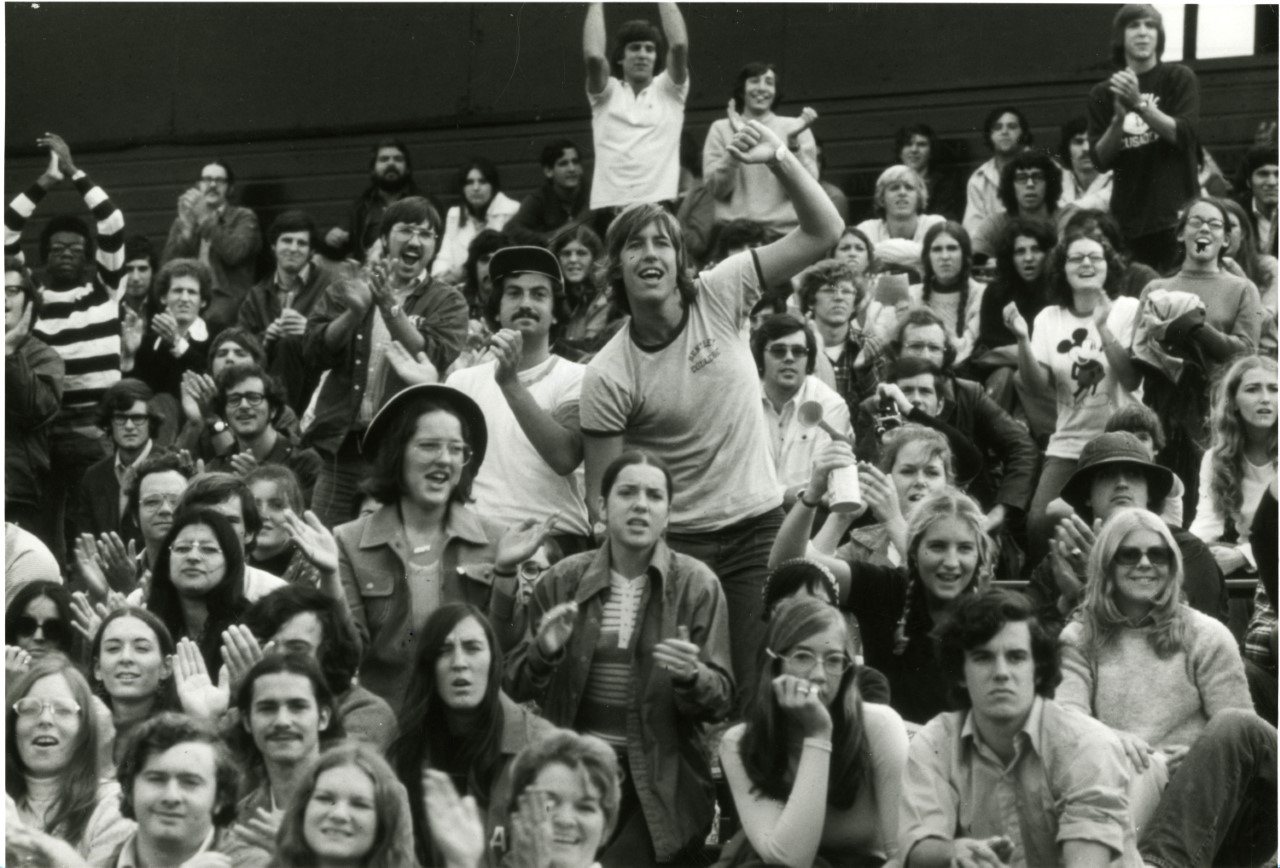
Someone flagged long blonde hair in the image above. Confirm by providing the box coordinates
[1206,355,1278,534]
[1079,507,1187,659]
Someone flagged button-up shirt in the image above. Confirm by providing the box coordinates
[901,696,1141,868]
[760,374,851,496]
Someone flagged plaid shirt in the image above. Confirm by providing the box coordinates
[1244,583,1276,670]
[828,326,889,410]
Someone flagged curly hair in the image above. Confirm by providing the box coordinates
[738,598,867,808]
[996,150,1063,216]
[155,258,214,307]
[1045,232,1124,309]
[274,742,418,868]
[116,712,239,828]
[1078,507,1187,659]
[1205,354,1279,533]
[798,258,859,316]
[6,657,103,848]
[993,217,1057,289]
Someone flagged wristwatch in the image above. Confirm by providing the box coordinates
[385,303,402,319]
[768,144,788,170]
[208,418,228,435]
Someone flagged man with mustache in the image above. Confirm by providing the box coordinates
[446,246,592,552]
[227,654,342,863]
[1025,431,1226,635]
[161,159,261,336]
[237,211,335,414]
[1088,3,1200,272]
[584,2,689,214]
[324,138,425,263]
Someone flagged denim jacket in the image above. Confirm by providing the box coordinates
[504,540,734,860]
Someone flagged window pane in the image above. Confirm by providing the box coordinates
[1153,4,1186,62]
[1198,4,1256,58]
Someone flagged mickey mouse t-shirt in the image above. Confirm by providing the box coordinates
[1031,298,1141,460]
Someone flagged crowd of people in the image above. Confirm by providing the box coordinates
[4,3,1278,867]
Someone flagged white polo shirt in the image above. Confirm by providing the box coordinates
[588,71,689,210]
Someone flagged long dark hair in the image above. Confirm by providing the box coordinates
[6,657,103,848]
[360,396,480,505]
[389,604,507,868]
[1046,232,1124,309]
[738,598,867,809]
[145,508,248,674]
[455,158,503,223]
[920,221,973,337]
[6,581,79,662]
[90,606,182,714]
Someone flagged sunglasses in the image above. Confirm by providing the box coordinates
[13,616,70,645]
[1114,545,1174,567]
[765,345,809,360]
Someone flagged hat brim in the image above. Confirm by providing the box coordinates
[360,384,488,471]
[1060,456,1174,513]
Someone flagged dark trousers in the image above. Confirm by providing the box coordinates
[311,431,368,529]
[666,508,785,716]
[1127,226,1181,274]
[39,426,110,568]
[599,754,711,868]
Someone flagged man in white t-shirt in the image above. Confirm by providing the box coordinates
[446,247,591,549]
[583,2,689,212]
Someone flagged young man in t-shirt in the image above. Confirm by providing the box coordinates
[583,3,689,215]
[1087,4,1200,272]
[446,246,591,551]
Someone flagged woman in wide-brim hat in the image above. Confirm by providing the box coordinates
[335,383,555,716]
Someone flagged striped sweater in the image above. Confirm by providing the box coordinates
[4,171,125,420]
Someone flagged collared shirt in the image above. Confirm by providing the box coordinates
[111,827,217,868]
[759,374,852,495]
[827,327,888,410]
[114,439,154,516]
[901,697,1141,868]
[360,274,428,423]
[1253,198,1276,256]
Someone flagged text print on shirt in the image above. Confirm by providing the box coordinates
[689,337,722,374]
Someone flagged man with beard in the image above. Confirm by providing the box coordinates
[237,211,334,412]
[446,246,592,551]
[1088,4,1200,272]
[162,159,261,335]
[75,379,160,551]
[324,138,424,262]
[225,654,342,865]
[4,257,63,538]
[3,133,125,563]
[505,139,591,245]
[207,364,321,505]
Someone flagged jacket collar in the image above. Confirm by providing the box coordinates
[573,538,672,603]
[358,500,489,550]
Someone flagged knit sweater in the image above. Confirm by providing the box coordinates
[1057,606,1252,750]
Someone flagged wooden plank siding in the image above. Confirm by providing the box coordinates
[6,58,1274,275]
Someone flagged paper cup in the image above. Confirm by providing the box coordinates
[827,465,863,513]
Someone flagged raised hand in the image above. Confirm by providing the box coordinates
[6,822,92,868]
[1091,289,1113,328]
[508,788,555,868]
[652,624,700,683]
[231,805,284,853]
[338,272,373,316]
[1108,69,1142,112]
[178,188,204,229]
[725,98,745,133]
[37,132,77,174]
[535,601,579,657]
[152,311,181,345]
[858,462,902,526]
[496,514,560,575]
[121,307,146,357]
[777,107,819,144]
[726,119,786,165]
[173,637,230,721]
[281,509,338,575]
[6,301,32,356]
[275,307,308,338]
[69,592,108,644]
[877,382,913,415]
[1002,301,1029,341]
[325,227,350,249]
[367,258,398,310]
[38,150,64,187]
[805,441,856,502]
[95,532,138,593]
[386,340,439,385]
[489,328,524,387]
[228,451,260,477]
[220,624,265,694]
[6,646,33,679]
[423,769,485,868]
[73,534,111,598]
[771,673,833,739]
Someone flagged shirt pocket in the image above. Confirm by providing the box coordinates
[355,567,399,631]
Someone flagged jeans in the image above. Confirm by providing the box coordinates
[1141,708,1278,868]
[310,432,368,530]
[666,508,784,716]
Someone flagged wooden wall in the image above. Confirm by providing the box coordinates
[5,3,1276,268]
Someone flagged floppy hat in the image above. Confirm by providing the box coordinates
[1059,431,1174,513]
[488,245,564,287]
[360,384,488,470]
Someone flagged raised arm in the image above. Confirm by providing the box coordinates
[1007,303,1052,395]
[583,3,610,96]
[734,123,843,288]
[768,444,854,585]
[39,135,126,289]
[582,432,623,526]
[656,3,689,86]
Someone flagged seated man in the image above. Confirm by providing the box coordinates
[109,712,241,867]
[962,106,1031,236]
[901,589,1140,867]
[161,159,261,335]
[122,452,195,591]
[445,246,591,551]
[206,364,321,506]
[237,210,335,413]
[1237,143,1278,257]
[323,138,425,262]
[504,139,590,246]
[243,584,397,749]
[854,308,1037,533]
[172,472,287,602]
[1025,431,1226,634]
[75,379,160,553]
[753,313,851,508]
[971,149,1062,263]
[1057,117,1113,217]
[795,258,889,410]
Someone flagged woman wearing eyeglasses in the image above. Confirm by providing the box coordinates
[5,656,134,866]
[1056,507,1272,867]
[337,384,555,717]
[505,450,734,867]
[718,596,906,868]
[1005,231,1142,560]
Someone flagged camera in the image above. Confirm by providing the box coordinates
[874,394,902,440]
